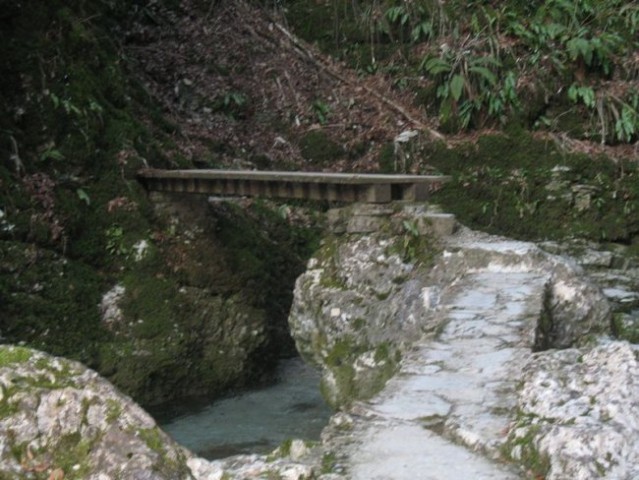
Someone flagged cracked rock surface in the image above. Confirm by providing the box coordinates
[302,227,632,479]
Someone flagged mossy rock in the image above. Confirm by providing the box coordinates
[0,345,193,479]
[0,0,328,414]
[321,338,399,408]
[298,130,345,165]
[0,241,108,365]
[425,132,639,243]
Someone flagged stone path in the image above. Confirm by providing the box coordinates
[344,262,550,479]
[181,229,617,479]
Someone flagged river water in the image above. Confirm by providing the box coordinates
[156,357,332,459]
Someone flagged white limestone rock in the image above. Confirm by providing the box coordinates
[99,283,126,328]
[508,341,639,479]
[291,226,611,407]
[288,233,433,405]
[437,230,611,348]
[189,453,314,480]
[187,457,224,480]
[0,345,194,479]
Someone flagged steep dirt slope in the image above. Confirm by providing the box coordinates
[125,0,441,173]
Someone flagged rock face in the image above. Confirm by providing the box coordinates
[289,221,434,406]
[289,217,610,408]
[3,218,636,480]
[2,179,315,408]
[509,341,639,480]
[0,345,193,480]
[290,223,633,479]
[288,203,459,407]
[539,239,639,343]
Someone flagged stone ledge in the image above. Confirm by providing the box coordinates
[327,202,457,237]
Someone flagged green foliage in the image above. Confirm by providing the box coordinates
[567,84,639,144]
[399,219,420,261]
[0,241,108,364]
[76,188,91,205]
[284,0,639,143]
[105,225,129,257]
[422,50,516,129]
[214,91,248,118]
[568,84,595,109]
[312,100,331,125]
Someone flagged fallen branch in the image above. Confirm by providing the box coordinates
[270,21,444,141]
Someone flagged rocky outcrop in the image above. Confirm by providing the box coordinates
[508,340,639,480]
[0,345,193,479]
[289,215,611,408]
[289,232,425,406]
[289,222,628,478]
[539,239,639,342]
[1,189,314,409]
[3,217,636,480]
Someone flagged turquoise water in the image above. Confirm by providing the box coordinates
[158,358,332,459]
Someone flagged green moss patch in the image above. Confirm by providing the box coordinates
[298,130,345,165]
[426,132,639,243]
[501,418,551,478]
[0,242,108,365]
[0,346,33,367]
[322,338,399,407]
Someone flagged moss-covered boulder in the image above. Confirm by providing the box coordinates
[0,345,194,480]
[288,205,443,408]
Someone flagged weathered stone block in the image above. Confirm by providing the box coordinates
[346,215,386,233]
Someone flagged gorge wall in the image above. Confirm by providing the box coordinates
[5,209,639,479]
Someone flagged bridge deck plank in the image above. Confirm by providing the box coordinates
[137,169,450,203]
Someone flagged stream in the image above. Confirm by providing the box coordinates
[155,357,332,459]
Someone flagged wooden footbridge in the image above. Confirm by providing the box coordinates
[137,169,450,203]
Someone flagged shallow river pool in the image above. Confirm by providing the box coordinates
[157,357,332,459]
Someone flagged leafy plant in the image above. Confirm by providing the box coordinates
[286,0,639,144]
[400,219,420,261]
[39,147,65,162]
[105,225,129,257]
[223,92,246,109]
[215,91,247,118]
[384,3,437,42]
[614,101,639,143]
[568,84,639,143]
[76,188,91,206]
[422,48,515,129]
[48,91,82,116]
[312,100,331,125]
[568,84,596,109]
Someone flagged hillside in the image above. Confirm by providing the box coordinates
[126,0,639,241]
